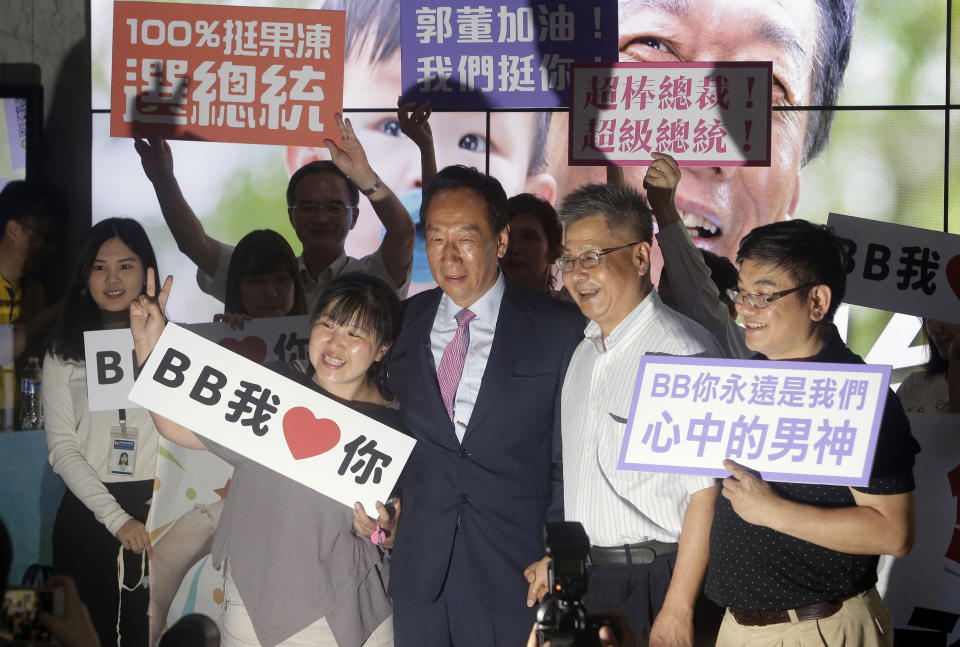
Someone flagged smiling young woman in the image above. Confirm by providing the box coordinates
[130,271,406,647]
[44,217,162,647]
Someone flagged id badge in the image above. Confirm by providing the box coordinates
[109,426,139,477]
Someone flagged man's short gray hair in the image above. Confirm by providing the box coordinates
[557,183,653,244]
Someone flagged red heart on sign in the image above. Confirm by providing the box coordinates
[282,407,341,460]
[947,255,960,302]
[218,336,267,363]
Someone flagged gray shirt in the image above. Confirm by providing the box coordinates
[202,365,400,647]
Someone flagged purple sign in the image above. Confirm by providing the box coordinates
[400,0,618,109]
[619,356,892,486]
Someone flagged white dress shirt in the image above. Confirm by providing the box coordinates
[562,290,722,546]
[430,273,505,443]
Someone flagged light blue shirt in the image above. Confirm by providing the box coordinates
[430,273,505,443]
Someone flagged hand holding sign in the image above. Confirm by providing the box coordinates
[721,459,783,528]
[129,268,172,368]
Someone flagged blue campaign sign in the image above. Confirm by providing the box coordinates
[620,355,892,486]
[399,0,618,109]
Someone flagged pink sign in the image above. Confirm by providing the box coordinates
[568,61,771,167]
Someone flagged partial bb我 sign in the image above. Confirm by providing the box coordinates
[829,212,960,326]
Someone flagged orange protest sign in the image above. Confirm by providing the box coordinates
[110,1,344,146]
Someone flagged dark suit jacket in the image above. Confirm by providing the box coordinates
[387,279,584,610]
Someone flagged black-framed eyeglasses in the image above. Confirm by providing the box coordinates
[556,242,639,273]
[288,200,356,218]
[725,283,815,309]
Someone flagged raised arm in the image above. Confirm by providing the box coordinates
[398,98,437,186]
[129,269,207,451]
[133,137,223,277]
[324,113,415,289]
[646,152,750,359]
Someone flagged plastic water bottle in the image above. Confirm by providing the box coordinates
[20,357,43,430]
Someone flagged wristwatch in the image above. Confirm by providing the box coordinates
[359,176,382,196]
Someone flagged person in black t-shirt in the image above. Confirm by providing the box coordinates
[706,220,918,647]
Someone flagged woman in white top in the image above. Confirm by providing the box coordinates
[898,319,960,414]
[44,217,161,647]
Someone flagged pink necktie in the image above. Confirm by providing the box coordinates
[438,308,476,421]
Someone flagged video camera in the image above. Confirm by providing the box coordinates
[535,521,612,647]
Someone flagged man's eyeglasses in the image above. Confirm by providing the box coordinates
[289,201,356,218]
[725,283,815,309]
[556,242,639,273]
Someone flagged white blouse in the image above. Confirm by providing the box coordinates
[43,351,159,535]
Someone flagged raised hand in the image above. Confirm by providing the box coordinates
[643,152,681,217]
[324,112,378,189]
[397,97,434,150]
[130,268,173,366]
[133,136,175,185]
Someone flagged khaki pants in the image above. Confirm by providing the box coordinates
[715,587,892,647]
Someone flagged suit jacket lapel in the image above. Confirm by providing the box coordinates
[463,280,534,443]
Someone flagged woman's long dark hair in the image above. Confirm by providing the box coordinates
[224,230,306,316]
[48,218,159,361]
[308,273,401,400]
[924,322,950,376]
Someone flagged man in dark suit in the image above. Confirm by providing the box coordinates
[387,166,583,647]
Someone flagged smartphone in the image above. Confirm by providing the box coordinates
[0,587,64,643]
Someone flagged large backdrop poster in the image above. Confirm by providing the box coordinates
[90,0,955,379]
[88,2,957,633]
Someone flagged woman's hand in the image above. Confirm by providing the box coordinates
[129,268,172,367]
[116,518,153,560]
[214,312,252,330]
[353,499,401,549]
[324,112,378,190]
[397,98,433,150]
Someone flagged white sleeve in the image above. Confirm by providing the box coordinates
[350,248,411,299]
[43,353,132,535]
[656,222,752,359]
[195,240,236,303]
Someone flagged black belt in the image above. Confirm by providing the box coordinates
[728,590,864,626]
[587,541,678,566]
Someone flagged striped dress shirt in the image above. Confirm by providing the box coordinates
[562,290,722,547]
